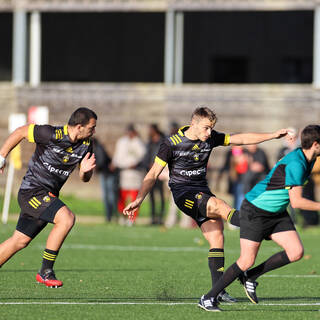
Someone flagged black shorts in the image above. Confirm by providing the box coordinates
[240,199,296,242]
[171,185,214,227]
[16,188,65,238]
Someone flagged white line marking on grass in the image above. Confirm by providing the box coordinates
[0,302,319,306]
[38,244,212,252]
[263,275,320,278]
[32,243,278,254]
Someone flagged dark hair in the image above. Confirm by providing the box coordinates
[126,123,136,133]
[150,123,161,135]
[68,107,97,126]
[191,107,217,124]
[301,125,320,149]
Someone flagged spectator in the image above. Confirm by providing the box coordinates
[242,144,270,194]
[217,146,248,210]
[92,137,119,222]
[144,124,166,225]
[112,124,146,222]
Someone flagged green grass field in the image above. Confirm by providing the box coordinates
[0,221,319,320]
[0,194,159,218]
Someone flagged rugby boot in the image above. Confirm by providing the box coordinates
[217,290,237,303]
[36,269,63,288]
[198,295,221,312]
[238,272,259,304]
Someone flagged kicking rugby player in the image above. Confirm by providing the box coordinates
[0,107,97,288]
[124,107,290,303]
[199,124,320,311]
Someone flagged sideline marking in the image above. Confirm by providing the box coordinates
[0,302,319,306]
[31,243,279,254]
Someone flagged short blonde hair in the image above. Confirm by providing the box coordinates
[191,107,217,125]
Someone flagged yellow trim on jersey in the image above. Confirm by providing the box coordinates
[155,156,167,167]
[63,124,68,135]
[192,144,200,151]
[175,134,182,143]
[28,124,35,143]
[170,137,176,145]
[170,134,182,145]
[172,135,179,144]
[55,129,63,140]
[178,126,189,137]
[224,134,231,146]
[83,139,90,145]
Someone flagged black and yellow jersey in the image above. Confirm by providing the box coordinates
[20,124,92,196]
[155,126,230,188]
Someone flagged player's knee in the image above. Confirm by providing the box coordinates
[287,247,304,262]
[13,236,31,250]
[65,212,76,230]
[206,197,219,216]
[237,256,255,270]
[58,211,75,230]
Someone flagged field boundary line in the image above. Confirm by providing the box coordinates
[0,302,319,306]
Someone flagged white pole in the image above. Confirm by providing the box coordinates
[12,9,27,86]
[313,7,320,88]
[164,10,175,85]
[2,162,15,224]
[174,12,184,84]
[30,11,41,87]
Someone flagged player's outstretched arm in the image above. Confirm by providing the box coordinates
[79,152,96,182]
[289,186,320,211]
[0,125,29,174]
[229,128,290,146]
[123,162,164,219]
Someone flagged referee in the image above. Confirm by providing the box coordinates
[0,107,97,288]
[200,124,320,311]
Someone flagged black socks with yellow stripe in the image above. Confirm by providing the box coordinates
[208,248,224,287]
[40,248,59,273]
[227,209,240,227]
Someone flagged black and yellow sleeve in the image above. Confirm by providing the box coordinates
[155,156,167,167]
[27,124,35,143]
[224,134,231,146]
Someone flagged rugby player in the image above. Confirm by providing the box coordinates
[123,107,290,304]
[200,124,320,312]
[0,107,97,288]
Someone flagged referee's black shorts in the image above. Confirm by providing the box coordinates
[171,185,215,227]
[240,198,296,242]
[16,188,65,239]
